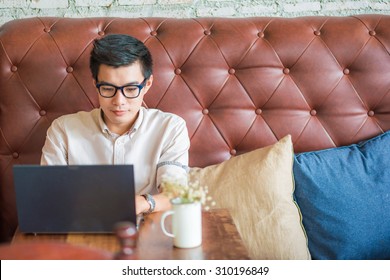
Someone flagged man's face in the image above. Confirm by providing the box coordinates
[95,62,153,135]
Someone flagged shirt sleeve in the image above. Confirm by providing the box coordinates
[40,119,68,165]
[156,116,190,190]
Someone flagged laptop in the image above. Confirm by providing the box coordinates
[13,165,136,234]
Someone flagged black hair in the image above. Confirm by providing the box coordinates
[90,34,153,81]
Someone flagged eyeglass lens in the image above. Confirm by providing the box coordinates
[99,85,141,98]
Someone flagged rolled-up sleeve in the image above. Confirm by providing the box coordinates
[156,117,190,190]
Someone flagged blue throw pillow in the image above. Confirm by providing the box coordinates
[293,130,390,260]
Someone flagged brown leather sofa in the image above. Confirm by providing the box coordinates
[1,15,390,247]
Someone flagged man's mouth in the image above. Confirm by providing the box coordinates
[112,110,127,116]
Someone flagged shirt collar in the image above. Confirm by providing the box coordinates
[98,108,144,136]
[132,107,144,132]
[98,109,110,134]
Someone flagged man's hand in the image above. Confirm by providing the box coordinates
[135,194,149,215]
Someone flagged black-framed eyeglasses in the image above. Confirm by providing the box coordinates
[96,78,147,99]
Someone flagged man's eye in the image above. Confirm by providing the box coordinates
[124,87,138,93]
[101,86,115,92]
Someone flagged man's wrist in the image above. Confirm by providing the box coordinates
[141,193,155,214]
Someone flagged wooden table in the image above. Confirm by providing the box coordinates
[5,209,249,260]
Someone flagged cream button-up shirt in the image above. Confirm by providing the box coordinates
[41,107,190,194]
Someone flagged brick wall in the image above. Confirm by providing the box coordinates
[0,0,389,26]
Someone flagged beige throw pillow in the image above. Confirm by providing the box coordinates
[191,135,310,260]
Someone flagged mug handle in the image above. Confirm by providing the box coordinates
[160,210,174,238]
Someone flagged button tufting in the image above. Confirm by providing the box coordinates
[150,31,157,36]
[12,152,19,159]
[174,68,181,75]
[202,109,209,115]
[98,31,105,36]
[314,30,321,36]
[66,66,74,73]
[310,109,317,116]
[283,68,290,74]
[255,108,262,115]
[368,110,375,117]
[230,149,237,156]
[369,30,376,36]
[44,27,51,33]
[204,30,211,35]
[228,68,235,74]
[39,110,46,116]
[258,32,264,38]
[11,65,17,72]
[343,68,350,75]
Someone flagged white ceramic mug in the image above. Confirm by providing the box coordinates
[160,198,202,248]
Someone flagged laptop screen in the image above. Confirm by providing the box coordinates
[13,165,136,234]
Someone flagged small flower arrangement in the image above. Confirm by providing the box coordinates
[161,170,216,210]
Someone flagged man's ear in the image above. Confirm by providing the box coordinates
[144,75,153,93]
[93,80,100,94]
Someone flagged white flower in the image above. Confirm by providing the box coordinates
[161,170,215,209]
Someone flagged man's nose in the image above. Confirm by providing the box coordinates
[112,90,126,105]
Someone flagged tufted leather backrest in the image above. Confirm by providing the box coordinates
[1,15,390,241]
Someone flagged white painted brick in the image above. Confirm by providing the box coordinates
[196,7,214,17]
[37,8,67,17]
[74,0,114,7]
[213,6,236,16]
[371,2,390,10]
[106,9,146,18]
[0,9,13,26]
[0,0,390,25]
[106,5,154,17]
[323,2,343,11]
[3,7,38,21]
[158,0,193,4]
[152,5,194,17]
[31,0,68,9]
[346,1,369,9]
[0,0,29,8]
[284,2,321,13]
[118,0,156,5]
[323,1,369,11]
[197,6,236,17]
[72,7,109,17]
[240,4,277,15]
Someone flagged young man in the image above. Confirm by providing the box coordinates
[41,34,190,215]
